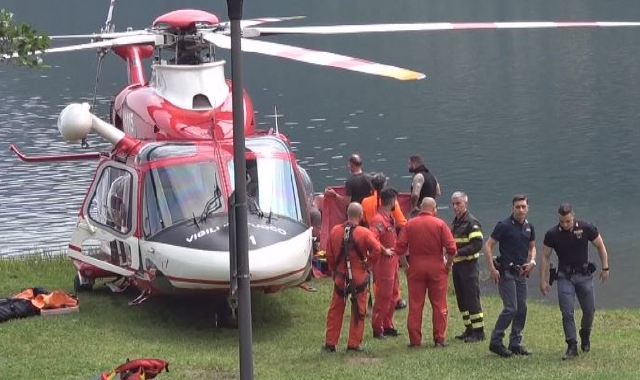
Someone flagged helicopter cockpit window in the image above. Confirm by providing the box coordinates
[143,161,224,237]
[88,167,133,235]
[138,143,197,163]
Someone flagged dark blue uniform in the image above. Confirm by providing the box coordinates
[489,215,535,350]
[543,221,599,348]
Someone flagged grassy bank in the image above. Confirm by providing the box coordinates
[0,256,638,379]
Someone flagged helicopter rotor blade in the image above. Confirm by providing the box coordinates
[203,33,425,81]
[50,30,153,40]
[248,21,640,36]
[44,34,160,54]
[214,16,306,31]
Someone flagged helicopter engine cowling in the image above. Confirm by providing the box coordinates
[58,102,126,146]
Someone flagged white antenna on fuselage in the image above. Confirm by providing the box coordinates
[265,105,283,134]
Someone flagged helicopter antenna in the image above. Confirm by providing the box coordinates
[265,106,283,135]
[274,105,279,135]
[103,0,116,33]
[85,0,117,149]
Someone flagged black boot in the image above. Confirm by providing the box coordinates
[562,340,579,360]
[579,329,591,352]
[464,329,485,343]
[455,326,472,340]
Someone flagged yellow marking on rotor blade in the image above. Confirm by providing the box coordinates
[380,68,426,81]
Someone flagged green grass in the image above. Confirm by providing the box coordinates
[1,256,639,379]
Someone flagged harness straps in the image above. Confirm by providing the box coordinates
[333,225,367,268]
[333,224,369,323]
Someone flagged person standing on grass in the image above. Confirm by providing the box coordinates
[369,188,402,340]
[408,154,440,218]
[395,197,457,348]
[362,173,408,311]
[325,153,373,207]
[539,203,610,360]
[450,191,485,343]
[323,202,381,353]
[484,194,537,358]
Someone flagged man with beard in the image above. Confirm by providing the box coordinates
[408,155,440,218]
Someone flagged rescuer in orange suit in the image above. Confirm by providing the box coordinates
[362,173,407,228]
[324,202,381,352]
[362,173,408,310]
[369,188,402,339]
[395,197,457,347]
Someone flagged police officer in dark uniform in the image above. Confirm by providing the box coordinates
[540,203,610,360]
[450,191,485,343]
[484,194,537,358]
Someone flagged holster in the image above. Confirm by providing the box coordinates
[493,258,521,276]
[492,258,503,274]
[549,263,558,286]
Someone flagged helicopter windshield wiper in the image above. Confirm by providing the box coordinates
[200,186,222,222]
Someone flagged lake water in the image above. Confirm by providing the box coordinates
[0,0,638,307]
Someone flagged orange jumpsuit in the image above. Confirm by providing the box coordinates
[362,191,407,228]
[325,222,381,349]
[395,211,457,345]
[362,190,407,304]
[369,210,399,336]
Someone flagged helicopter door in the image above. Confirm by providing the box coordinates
[83,163,141,271]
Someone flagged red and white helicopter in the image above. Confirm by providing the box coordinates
[9,2,640,302]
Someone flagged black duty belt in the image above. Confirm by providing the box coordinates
[559,262,596,276]
[493,258,523,275]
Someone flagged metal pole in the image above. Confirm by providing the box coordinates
[226,1,254,379]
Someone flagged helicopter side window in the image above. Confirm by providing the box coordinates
[227,155,303,221]
[256,157,301,220]
[88,167,133,235]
